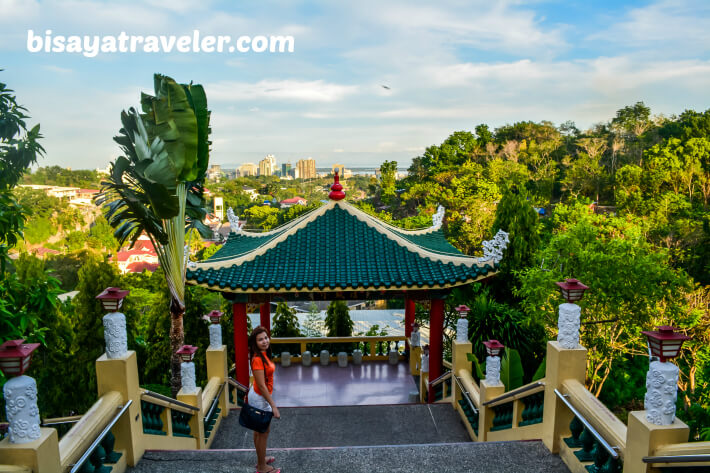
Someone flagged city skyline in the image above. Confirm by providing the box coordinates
[2,1,709,171]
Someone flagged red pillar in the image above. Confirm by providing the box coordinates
[259,302,271,335]
[404,299,415,339]
[233,302,250,387]
[428,298,445,404]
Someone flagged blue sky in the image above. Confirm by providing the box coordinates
[1,0,709,170]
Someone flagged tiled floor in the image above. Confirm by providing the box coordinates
[271,361,419,407]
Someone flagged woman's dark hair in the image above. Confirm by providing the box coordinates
[248,326,272,367]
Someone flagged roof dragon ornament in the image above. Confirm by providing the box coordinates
[227,207,245,233]
[431,205,445,230]
[478,229,510,265]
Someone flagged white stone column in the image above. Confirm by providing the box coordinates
[103,311,128,359]
[181,362,198,394]
[644,360,680,425]
[421,353,429,373]
[485,355,502,386]
[208,324,222,349]
[557,303,581,349]
[3,375,41,444]
[456,317,469,343]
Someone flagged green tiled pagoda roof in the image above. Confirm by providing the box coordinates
[186,201,498,294]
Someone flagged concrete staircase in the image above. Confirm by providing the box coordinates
[127,404,570,473]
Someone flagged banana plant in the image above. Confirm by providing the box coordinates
[96,74,211,396]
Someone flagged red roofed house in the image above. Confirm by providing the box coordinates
[113,235,160,274]
[280,196,307,208]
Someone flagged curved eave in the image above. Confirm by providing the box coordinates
[186,269,498,294]
[194,200,494,271]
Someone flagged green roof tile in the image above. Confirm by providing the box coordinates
[187,203,497,293]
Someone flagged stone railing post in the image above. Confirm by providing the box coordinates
[541,340,587,453]
[96,350,145,466]
[478,379,505,441]
[451,339,472,408]
[206,345,229,419]
[177,382,205,449]
[624,412,689,473]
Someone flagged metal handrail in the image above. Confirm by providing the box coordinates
[429,371,452,387]
[555,389,620,460]
[69,400,132,473]
[482,381,545,406]
[142,390,199,412]
[643,454,710,464]
[228,377,248,392]
[454,375,478,415]
[205,382,226,425]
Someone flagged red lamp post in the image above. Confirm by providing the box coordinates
[0,339,40,377]
[642,326,690,363]
[483,339,505,357]
[96,287,130,312]
[207,310,223,324]
[176,345,198,362]
[555,278,589,303]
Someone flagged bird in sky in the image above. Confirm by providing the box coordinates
[381,85,390,90]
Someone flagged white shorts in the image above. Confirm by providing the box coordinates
[247,386,272,412]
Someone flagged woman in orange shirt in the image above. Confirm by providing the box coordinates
[248,326,281,473]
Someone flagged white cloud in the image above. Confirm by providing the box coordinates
[590,0,710,54]
[207,79,359,103]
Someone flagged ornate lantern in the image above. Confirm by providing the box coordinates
[207,310,223,324]
[176,345,198,362]
[483,339,505,357]
[455,305,470,317]
[455,305,470,343]
[0,339,40,377]
[642,326,690,363]
[555,278,589,303]
[96,287,130,312]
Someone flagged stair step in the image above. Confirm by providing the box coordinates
[129,441,569,473]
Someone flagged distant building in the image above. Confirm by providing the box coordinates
[332,164,346,178]
[207,164,222,181]
[239,163,258,177]
[297,158,316,179]
[31,247,60,259]
[282,162,292,177]
[259,155,276,176]
[242,186,258,201]
[113,235,160,274]
[213,196,224,221]
[280,196,307,208]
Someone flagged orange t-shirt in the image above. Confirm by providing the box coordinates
[251,353,274,396]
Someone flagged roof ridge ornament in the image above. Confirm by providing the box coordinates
[227,207,245,233]
[478,229,509,264]
[329,171,345,201]
[431,205,445,230]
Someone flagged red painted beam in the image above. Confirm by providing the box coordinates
[428,298,445,404]
[233,302,250,387]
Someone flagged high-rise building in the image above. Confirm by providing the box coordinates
[282,162,292,177]
[213,196,224,221]
[259,154,276,176]
[207,164,222,181]
[239,163,258,177]
[297,158,316,179]
[332,163,345,178]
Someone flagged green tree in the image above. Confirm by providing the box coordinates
[243,205,279,230]
[516,203,693,396]
[491,185,540,283]
[378,160,398,204]
[96,74,211,396]
[301,302,324,337]
[0,74,44,269]
[324,300,353,337]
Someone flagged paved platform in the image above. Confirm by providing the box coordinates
[271,361,418,407]
[211,404,470,449]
